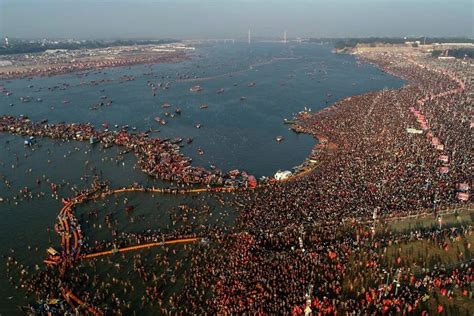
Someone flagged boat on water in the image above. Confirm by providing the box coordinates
[216,88,225,94]
[175,108,182,114]
[186,138,193,144]
[276,136,284,142]
[247,81,256,87]
[200,104,208,109]
[162,103,171,108]
[240,96,247,101]
[154,117,167,125]
[195,123,202,129]
[171,138,183,144]
[190,85,202,92]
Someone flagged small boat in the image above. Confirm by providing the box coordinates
[186,138,193,144]
[102,123,109,129]
[276,136,284,142]
[216,88,225,94]
[171,138,183,144]
[198,149,204,155]
[200,104,208,109]
[190,85,202,92]
[247,81,256,87]
[195,124,202,129]
[162,103,171,108]
[175,108,181,114]
[240,96,247,101]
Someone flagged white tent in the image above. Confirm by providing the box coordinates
[274,170,292,181]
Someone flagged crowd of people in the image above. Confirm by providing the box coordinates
[3,49,473,314]
[171,50,472,314]
[0,115,255,188]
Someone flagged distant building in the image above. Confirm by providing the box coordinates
[0,60,13,67]
[44,49,69,54]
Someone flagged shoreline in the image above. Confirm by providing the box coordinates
[0,47,191,80]
[286,45,470,216]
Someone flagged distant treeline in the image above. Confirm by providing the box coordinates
[0,39,179,55]
[305,37,474,49]
[432,48,474,59]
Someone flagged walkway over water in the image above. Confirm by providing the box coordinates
[83,237,202,259]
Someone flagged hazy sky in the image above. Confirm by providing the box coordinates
[0,0,472,39]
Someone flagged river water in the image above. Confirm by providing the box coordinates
[0,42,403,313]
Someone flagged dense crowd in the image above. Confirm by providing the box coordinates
[3,49,473,314]
[0,115,254,187]
[173,51,472,314]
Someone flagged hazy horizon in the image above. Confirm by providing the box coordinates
[0,0,473,40]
